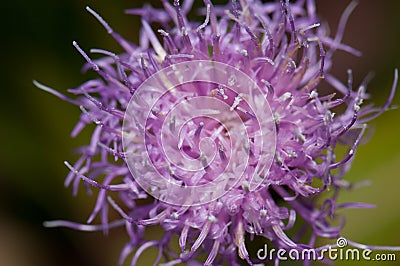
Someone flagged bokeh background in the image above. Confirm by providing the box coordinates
[1,0,399,265]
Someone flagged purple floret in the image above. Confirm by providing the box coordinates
[39,0,399,265]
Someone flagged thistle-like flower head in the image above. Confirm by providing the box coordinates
[39,0,398,265]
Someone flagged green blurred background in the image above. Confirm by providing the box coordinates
[1,0,399,265]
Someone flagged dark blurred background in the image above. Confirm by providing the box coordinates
[1,1,399,265]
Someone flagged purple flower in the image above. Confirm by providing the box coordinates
[38,0,399,265]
